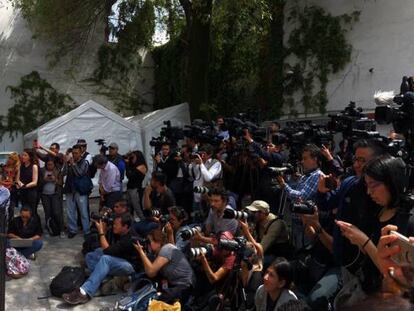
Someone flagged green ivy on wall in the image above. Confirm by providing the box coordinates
[1,71,76,139]
[284,4,360,115]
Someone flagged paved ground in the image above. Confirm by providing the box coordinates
[5,199,122,311]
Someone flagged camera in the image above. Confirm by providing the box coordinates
[143,209,162,218]
[222,208,255,222]
[94,139,108,154]
[218,237,246,252]
[292,201,316,215]
[267,165,295,177]
[90,207,113,225]
[324,176,337,190]
[131,236,149,250]
[189,244,214,259]
[193,186,210,194]
[180,226,202,241]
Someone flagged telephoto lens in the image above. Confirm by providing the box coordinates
[193,186,210,194]
[180,226,202,241]
[151,209,161,217]
[189,244,214,259]
[222,208,254,221]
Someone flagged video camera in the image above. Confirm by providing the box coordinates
[94,139,108,154]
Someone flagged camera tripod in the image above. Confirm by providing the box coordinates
[213,250,248,311]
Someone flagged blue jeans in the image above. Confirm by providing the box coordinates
[81,249,135,297]
[14,239,43,258]
[66,192,90,234]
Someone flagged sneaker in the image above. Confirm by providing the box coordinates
[62,288,89,305]
[28,253,36,261]
[60,232,66,239]
[68,232,77,239]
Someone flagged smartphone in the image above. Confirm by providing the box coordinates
[389,230,414,265]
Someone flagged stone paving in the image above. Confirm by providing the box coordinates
[5,199,122,311]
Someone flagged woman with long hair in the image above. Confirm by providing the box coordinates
[125,150,147,220]
[2,152,20,225]
[134,228,195,304]
[17,149,39,215]
[336,155,414,295]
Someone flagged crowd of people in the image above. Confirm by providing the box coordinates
[0,117,413,311]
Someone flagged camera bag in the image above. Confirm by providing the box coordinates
[49,266,86,297]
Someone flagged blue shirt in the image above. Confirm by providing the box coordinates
[284,169,323,201]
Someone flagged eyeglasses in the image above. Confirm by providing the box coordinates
[353,156,367,164]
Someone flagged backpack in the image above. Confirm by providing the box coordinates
[5,247,30,278]
[49,266,86,297]
[46,217,60,236]
[74,175,93,195]
[114,278,157,311]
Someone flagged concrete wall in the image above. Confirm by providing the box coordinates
[0,0,154,152]
[285,0,412,116]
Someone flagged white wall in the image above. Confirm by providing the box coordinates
[0,0,154,152]
[285,0,413,115]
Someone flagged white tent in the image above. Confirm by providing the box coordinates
[24,100,143,155]
[127,103,191,178]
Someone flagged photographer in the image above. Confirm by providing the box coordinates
[319,141,344,178]
[277,144,323,202]
[188,144,223,213]
[143,171,176,215]
[154,142,179,186]
[134,228,195,304]
[169,144,194,217]
[192,188,238,245]
[245,200,291,266]
[165,206,192,252]
[244,130,284,168]
[193,231,237,309]
[82,200,130,255]
[95,155,122,209]
[63,214,138,305]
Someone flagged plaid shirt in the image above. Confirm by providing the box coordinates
[284,168,323,202]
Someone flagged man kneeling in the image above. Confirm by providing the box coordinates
[63,213,137,305]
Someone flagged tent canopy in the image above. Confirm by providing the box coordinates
[127,102,191,174]
[24,100,143,155]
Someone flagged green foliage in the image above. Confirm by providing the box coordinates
[207,0,271,117]
[88,0,156,114]
[2,71,76,140]
[285,5,360,115]
[11,0,110,64]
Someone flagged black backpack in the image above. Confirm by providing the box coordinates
[50,266,86,297]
